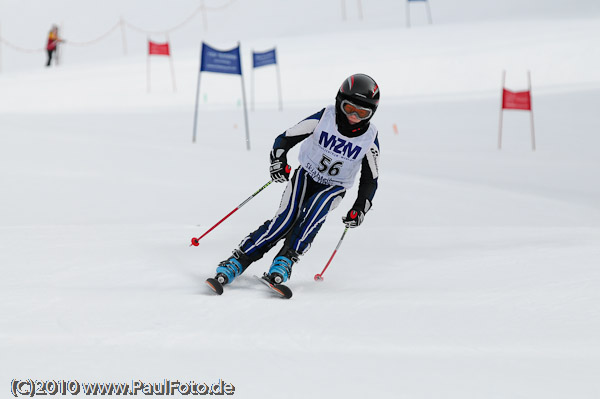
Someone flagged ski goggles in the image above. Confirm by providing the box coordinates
[341,100,373,120]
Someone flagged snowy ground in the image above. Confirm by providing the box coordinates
[1,1,600,398]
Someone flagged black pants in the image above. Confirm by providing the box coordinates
[46,49,55,67]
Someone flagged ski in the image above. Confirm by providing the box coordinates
[205,277,224,295]
[254,274,293,299]
[206,275,293,299]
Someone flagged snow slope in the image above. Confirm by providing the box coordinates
[1,1,600,398]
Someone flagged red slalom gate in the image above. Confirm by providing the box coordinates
[147,38,176,92]
[498,70,536,151]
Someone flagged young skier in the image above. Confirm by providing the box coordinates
[208,73,380,293]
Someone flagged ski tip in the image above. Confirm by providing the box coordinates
[205,278,224,295]
[273,284,293,299]
[254,275,293,299]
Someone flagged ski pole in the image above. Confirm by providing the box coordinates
[190,180,272,246]
[190,166,290,247]
[314,227,349,281]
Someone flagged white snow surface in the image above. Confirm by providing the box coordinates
[1,1,600,398]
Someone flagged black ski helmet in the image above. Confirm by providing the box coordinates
[335,73,380,136]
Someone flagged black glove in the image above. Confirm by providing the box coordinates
[342,209,365,228]
[270,149,290,183]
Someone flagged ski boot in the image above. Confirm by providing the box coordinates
[265,247,300,284]
[206,248,252,295]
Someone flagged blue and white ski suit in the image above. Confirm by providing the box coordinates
[240,105,380,261]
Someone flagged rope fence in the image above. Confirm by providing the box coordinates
[124,6,204,35]
[0,37,44,53]
[0,0,237,55]
[65,21,122,47]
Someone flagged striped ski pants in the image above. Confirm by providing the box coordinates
[240,167,345,261]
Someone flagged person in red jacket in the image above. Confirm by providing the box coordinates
[46,25,63,67]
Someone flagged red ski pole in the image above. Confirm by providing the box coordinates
[314,227,349,281]
[190,166,290,247]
